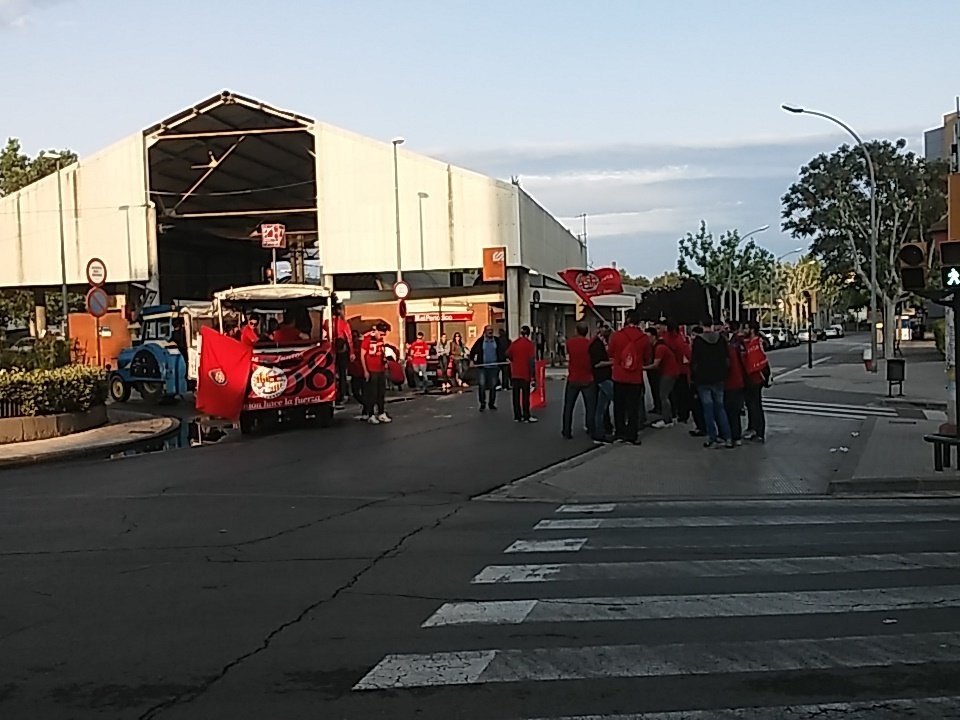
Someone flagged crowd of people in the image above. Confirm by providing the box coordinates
[551,311,771,447]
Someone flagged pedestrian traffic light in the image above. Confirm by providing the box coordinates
[941,241,960,288]
[898,242,927,291]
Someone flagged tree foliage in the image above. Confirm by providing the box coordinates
[781,139,948,303]
[0,138,81,334]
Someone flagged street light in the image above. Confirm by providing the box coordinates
[781,104,878,372]
[769,248,804,326]
[727,224,769,321]
[417,192,428,270]
[40,151,69,339]
[391,137,406,358]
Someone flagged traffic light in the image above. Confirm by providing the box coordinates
[941,241,960,288]
[898,242,927,291]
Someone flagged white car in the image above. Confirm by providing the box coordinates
[824,324,844,339]
[797,328,818,343]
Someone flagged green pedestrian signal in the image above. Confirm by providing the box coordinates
[940,242,960,289]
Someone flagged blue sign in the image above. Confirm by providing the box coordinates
[86,287,109,318]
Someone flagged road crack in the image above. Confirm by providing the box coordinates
[137,502,464,719]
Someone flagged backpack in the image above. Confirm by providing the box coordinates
[618,330,641,371]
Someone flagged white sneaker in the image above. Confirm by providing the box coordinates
[377,413,392,423]
[527,417,539,423]
[651,420,669,429]
[367,415,380,425]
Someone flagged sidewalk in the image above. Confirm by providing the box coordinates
[0,409,179,470]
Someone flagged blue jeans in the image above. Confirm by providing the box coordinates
[594,379,614,439]
[562,382,596,437]
[478,367,499,408]
[412,363,428,392]
[698,383,731,443]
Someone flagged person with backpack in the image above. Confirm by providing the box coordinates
[691,320,732,448]
[742,320,770,443]
[606,310,651,445]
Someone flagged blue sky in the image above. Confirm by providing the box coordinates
[1,0,955,276]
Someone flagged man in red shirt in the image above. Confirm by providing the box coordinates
[360,322,391,424]
[240,314,264,347]
[606,310,651,444]
[645,327,682,428]
[408,331,430,394]
[561,322,597,439]
[271,312,306,344]
[506,325,537,423]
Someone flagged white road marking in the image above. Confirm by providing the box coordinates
[505,538,589,554]
[506,528,958,554]
[924,409,949,421]
[535,512,960,531]
[471,551,960,584]
[774,355,831,380]
[353,631,960,689]
[558,498,960,511]
[422,585,960,627]
[522,696,960,719]
[764,397,898,414]
[556,504,617,513]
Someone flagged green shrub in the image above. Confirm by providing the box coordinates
[933,319,945,358]
[0,365,107,416]
[0,336,72,371]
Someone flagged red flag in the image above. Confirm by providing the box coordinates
[558,268,624,308]
[196,326,253,421]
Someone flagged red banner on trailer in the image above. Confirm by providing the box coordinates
[243,344,338,411]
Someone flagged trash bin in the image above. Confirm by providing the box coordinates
[887,358,906,382]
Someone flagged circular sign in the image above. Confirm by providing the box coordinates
[86,258,107,287]
[393,280,411,300]
[85,287,109,318]
[250,365,288,399]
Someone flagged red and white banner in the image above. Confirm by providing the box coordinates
[412,312,473,322]
[196,327,254,421]
[558,268,624,308]
[243,343,337,411]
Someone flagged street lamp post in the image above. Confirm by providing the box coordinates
[417,192,428,270]
[781,105,879,372]
[40,151,69,339]
[392,137,406,358]
[727,225,769,321]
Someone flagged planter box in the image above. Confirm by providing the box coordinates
[0,405,108,444]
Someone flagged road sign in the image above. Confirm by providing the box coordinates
[86,258,107,286]
[393,280,411,300]
[398,300,408,318]
[85,287,109,318]
[261,223,286,249]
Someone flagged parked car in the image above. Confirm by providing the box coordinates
[761,327,796,349]
[8,337,36,353]
[824,324,844,339]
[797,328,819,343]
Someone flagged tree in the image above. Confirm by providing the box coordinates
[677,220,774,321]
[650,271,682,290]
[781,139,948,358]
[0,138,80,335]
[618,268,650,286]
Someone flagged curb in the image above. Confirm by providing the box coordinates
[829,476,960,494]
[0,416,181,470]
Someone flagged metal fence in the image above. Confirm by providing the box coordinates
[0,400,24,418]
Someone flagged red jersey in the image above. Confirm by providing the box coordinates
[565,336,594,384]
[271,325,302,344]
[506,336,535,381]
[409,339,429,365]
[663,330,691,378]
[607,326,651,385]
[323,317,351,342]
[361,333,386,373]
[654,341,681,377]
[725,343,746,391]
[240,325,261,347]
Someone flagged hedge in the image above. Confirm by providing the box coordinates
[0,365,108,416]
[0,336,72,372]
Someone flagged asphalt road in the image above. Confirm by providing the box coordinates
[3,376,960,718]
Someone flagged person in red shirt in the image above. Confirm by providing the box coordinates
[606,310,652,444]
[723,320,747,445]
[360,322,390,424]
[323,305,354,407]
[506,325,537,423]
[408,331,431,394]
[239,314,264,347]
[645,327,682,429]
[561,322,597,439]
[271,312,306,344]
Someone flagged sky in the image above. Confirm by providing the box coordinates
[1,0,956,277]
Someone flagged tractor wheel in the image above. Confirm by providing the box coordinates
[313,404,334,428]
[109,376,131,403]
[138,381,165,403]
[239,412,257,435]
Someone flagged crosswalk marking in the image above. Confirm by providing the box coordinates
[523,696,960,720]
[422,585,960,627]
[535,512,960,531]
[505,528,959,554]
[763,397,898,421]
[556,504,616,513]
[471,551,960,584]
[551,498,960,512]
[353,630,960,689]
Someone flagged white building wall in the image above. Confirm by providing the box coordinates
[517,190,586,275]
[314,123,519,275]
[0,133,151,288]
